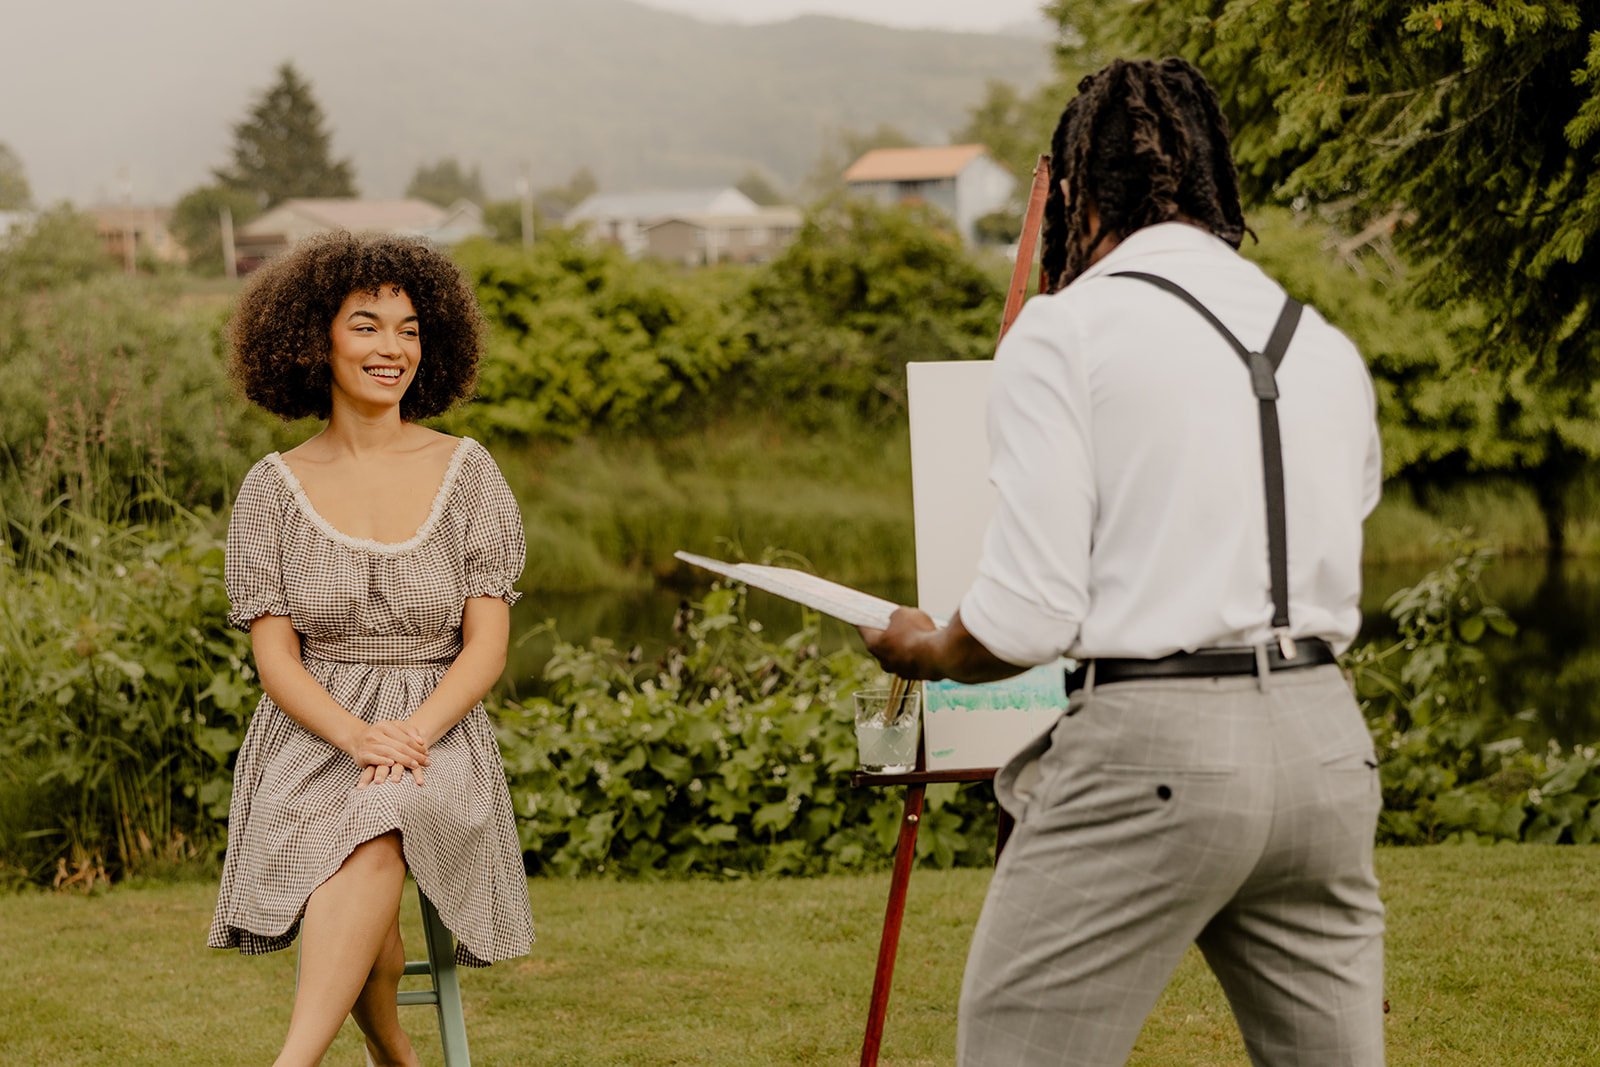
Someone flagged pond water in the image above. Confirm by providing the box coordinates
[507,557,1600,748]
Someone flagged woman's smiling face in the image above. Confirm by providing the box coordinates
[327,285,420,415]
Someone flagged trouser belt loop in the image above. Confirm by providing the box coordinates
[1083,659,1097,697]
[1253,644,1272,693]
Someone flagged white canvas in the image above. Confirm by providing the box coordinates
[907,360,1066,771]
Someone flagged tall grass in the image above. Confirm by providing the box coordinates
[0,278,259,887]
[502,419,917,593]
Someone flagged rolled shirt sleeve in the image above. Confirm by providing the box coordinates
[958,299,1094,668]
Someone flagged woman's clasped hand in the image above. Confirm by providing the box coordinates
[350,719,432,788]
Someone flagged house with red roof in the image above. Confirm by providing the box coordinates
[844,144,1014,245]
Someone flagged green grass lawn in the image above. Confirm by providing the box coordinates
[2,847,1597,1066]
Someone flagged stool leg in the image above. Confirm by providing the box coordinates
[419,891,472,1067]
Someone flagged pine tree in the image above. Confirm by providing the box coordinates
[217,63,356,206]
[405,159,485,207]
[1046,0,1600,383]
[1043,0,1600,554]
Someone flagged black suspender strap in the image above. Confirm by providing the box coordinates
[1109,270,1305,655]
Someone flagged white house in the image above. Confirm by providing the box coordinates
[566,187,760,257]
[235,198,485,266]
[844,145,1015,245]
[0,210,33,248]
[643,207,803,266]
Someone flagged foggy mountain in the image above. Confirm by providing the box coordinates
[0,0,1052,205]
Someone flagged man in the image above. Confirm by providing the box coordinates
[860,58,1385,1066]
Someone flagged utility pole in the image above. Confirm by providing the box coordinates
[220,205,238,280]
[118,165,135,275]
[516,166,534,249]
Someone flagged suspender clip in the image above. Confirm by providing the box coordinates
[1247,351,1279,400]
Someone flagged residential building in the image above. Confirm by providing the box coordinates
[843,144,1015,244]
[234,198,485,267]
[89,204,185,265]
[566,188,759,257]
[0,210,31,248]
[644,207,803,266]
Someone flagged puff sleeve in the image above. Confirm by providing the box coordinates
[224,459,293,631]
[459,442,527,606]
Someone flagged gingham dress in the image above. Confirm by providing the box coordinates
[207,436,535,967]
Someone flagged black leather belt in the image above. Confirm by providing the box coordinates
[1064,637,1337,696]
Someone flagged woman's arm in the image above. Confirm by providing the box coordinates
[405,594,510,749]
[250,614,431,782]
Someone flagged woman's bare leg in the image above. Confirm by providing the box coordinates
[350,915,419,1067]
[274,831,412,1067]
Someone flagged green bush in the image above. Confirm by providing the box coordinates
[1347,539,1600,844]
[0,274,278,520]
[741,197,1005,427]
[0,204,109,292]
[0,507,254,882]
[494,581,998,877]
[448,233,745,442]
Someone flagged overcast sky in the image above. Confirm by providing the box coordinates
[635,0,1051,32]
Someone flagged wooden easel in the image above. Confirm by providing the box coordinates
[851,155,1052,1067]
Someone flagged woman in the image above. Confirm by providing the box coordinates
[208,231,534,1067]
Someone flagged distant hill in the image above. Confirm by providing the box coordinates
[0,0,1052,204]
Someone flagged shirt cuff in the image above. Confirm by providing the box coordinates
[959,577,1079,669]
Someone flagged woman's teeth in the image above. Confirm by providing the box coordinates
[364,367,402,380]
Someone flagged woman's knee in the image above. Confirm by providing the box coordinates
[345,831,406,877]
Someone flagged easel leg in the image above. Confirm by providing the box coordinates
[859,783,925,1067]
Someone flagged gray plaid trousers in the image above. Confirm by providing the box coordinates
[958,664,1385,1067]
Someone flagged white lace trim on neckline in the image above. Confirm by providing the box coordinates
[267,437,478,555]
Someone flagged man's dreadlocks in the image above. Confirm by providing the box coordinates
[1041,57,1249,292]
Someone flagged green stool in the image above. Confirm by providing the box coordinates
[298,888,472,1066]
[398,890,472,1066]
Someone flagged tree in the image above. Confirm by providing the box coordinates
[170,185,261,275]
[0,142,30,211]
[539,167,599,215]
[1041,1,1600,557]
[743,197,1004,427]
[216,63,356,206]
[734,168,787,206]
[1046,0,1600,382]
[801,124,918,200]
[405,158,485,207]
[0,205,107,291]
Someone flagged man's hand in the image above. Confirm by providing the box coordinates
[858,607,942,680]
[858,608,1029,685]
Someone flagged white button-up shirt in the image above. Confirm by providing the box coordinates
[959,222,1382,666]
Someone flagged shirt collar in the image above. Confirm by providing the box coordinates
[1073,221,1236,286]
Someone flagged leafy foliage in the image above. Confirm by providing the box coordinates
[406,158,486,207]
[169,185,262,276]
[0,141,31,211]
[802,123,918,200]
[0,204,108,291]
[1047,0,1600,385]
[1242,208,1600,523]
[734,168,787,207]
[0,511,254,882]
[448,233,745,441]
[740,197,1005,427]
[1347,538,1600,844]
[215,62,356,207]
[0,275,275,517]
[494,582,997,877]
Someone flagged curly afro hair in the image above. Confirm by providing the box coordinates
[228,231,485,421]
